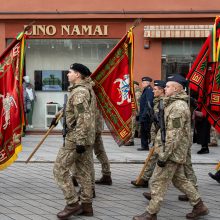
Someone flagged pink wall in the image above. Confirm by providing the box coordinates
[0,0,219,81]
[1,0,220,12]
[0,23,5,52]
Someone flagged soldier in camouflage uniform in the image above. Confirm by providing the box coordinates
[94,108,112,185]
[124,81,142,146]
[71,78,112,196]
[131,80,165,188]
[133,75,209,220]
[53,63,96,219]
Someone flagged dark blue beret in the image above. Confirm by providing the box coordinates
[142,76,152,82]
[167,74,188,87]
[154,80,166,88]
[70,63,91,77]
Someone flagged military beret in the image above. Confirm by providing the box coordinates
[70,63,91,77]
[133,80,139,86]
[142,76,152,82]
[154,80,166,88]
[167,74,188,87]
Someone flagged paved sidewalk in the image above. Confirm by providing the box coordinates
[0,163,220,220]
[19,135,220,164]
[0,134,219,220]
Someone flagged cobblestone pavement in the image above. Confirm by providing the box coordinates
[0,163,220,220]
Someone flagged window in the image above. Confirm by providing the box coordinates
[34,70,69,91]
[23,39,118,90]
[161,39,205,80]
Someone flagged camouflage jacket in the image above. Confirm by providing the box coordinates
[155,91,191,164]
[85,77,104,134]
[95,108,104,134]
[65,80,96,146]
[134,87,142,113]
[150,97,160,144]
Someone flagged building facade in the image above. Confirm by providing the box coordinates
[1,0,220,129]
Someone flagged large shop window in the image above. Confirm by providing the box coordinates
[161,39,205,80]
[7,38,118,91]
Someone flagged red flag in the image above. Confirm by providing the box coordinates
[91,29,135,146]
[0,33,26,170]
[187,17,220,133]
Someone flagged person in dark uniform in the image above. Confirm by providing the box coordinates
[138,76,154,151]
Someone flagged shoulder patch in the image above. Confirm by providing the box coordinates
[172,118,181,128]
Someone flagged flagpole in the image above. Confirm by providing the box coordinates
[25,113,63,164]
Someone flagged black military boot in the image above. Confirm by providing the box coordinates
[178,194,189,201]
[95,175,112,185]
[143,192,152,200]
[186,199,209,219]
[208,170,220,183]
[131,179,148,188]
[81,202,93,216]
[57,201,82,219]
[133,211,157,220]
[197,146,209,154]
[124,141,135,146]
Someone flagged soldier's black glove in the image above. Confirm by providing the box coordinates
[50,117,58,128]
[157,159,166,167]
[76,145,86,154]
[136,115,139,121]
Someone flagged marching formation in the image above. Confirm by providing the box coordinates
[49,63,211,220]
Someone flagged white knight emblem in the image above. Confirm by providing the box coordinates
[0,93,17,130]
[114,74,131,105]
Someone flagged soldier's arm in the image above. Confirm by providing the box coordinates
[73,90,91,146]
[158,107,186,162]
[150,123,157,145]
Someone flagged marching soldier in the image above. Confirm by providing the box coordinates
[133,74,209,220]
[131,80,165,187]
[53,63,96,219]
[93,108,112,185]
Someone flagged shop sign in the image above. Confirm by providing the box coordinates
[24,25,108,36]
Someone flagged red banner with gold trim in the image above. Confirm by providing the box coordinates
[187,17,220,133]
[0,33,26,170]
[91,29,135,146]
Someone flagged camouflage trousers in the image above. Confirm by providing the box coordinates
[53,140,93,205]
[142,146,197,189]
[147,161,200,214]
[129,114,136,142]
[71,133,110,189]
[184,146,197,188]
[93,132,111,176]
[142,149,158,181]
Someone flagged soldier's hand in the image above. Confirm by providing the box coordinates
[157,159,166,167]
[76,145,86,154]
[50,117,58,128]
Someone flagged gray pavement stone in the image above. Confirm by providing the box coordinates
[18,135,220,164]
[0,163,220,220]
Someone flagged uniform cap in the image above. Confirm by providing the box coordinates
[142,76,152,82]
[70,63,91,77]
[167,74,188,87]
[154,80,166,88]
